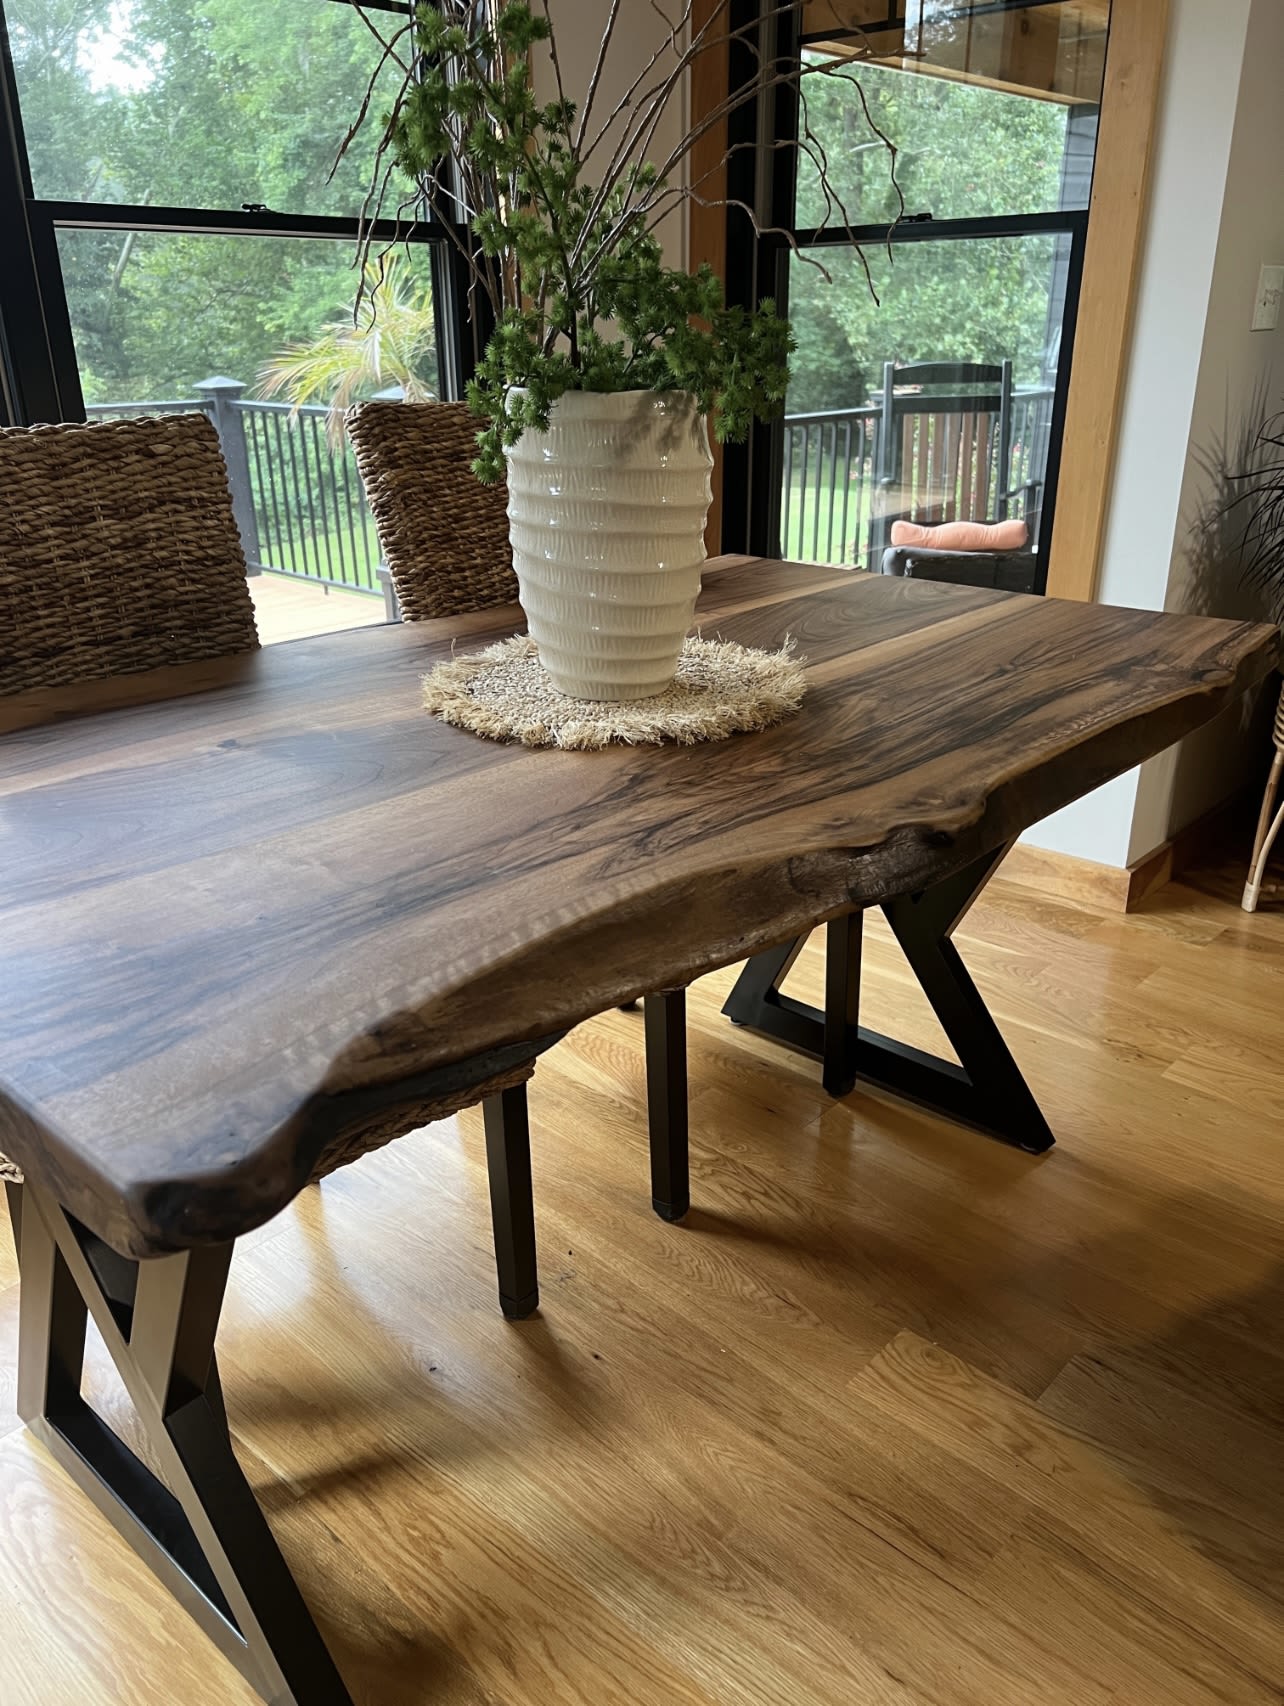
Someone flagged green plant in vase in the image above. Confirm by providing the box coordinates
[344,0,897,699]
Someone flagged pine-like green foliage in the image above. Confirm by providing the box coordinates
[386,1,796,481]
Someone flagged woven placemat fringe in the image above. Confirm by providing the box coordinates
[423,634,806,749]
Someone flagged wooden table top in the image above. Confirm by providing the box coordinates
[0,556,1275,1257]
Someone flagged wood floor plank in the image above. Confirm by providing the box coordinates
[1037,1349,1284,1562]
[975,1525,1281,1706]
[849,1332,1284,1694]
[0,1431,260,1706]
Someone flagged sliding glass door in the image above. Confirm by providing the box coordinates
[724,0,1112,591]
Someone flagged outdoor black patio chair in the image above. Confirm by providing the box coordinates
[880,543,1039,594]
[870,358,1046,561]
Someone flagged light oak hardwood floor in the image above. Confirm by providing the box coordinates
[1,852,1281,1705]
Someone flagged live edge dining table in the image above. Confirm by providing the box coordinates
[0,554,1276,1703]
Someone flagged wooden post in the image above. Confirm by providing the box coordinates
[1045,0,1171,601]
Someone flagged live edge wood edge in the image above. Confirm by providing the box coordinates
[0,559,1276,1259]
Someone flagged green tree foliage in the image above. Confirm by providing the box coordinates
[788,59,1071,414]
[6,0,413,401]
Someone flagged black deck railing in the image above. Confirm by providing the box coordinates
[88,379,1057,587]
[781,407,879,565]
[782,388,1055,566]
[87,380,383,597]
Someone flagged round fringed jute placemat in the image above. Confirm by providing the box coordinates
[422,633,806,750]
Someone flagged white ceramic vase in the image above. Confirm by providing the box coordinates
[505,389,714,701]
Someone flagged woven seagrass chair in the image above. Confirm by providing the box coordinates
[0,412,259,1194]
[347,400,517,620]
[348,399,693,1224]
[1,413,544,1316]
[0,413,260,696]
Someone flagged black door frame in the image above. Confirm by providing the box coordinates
[718,2,1092,597]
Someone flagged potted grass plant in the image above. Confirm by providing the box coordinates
[344,0,897,700]
[1227,410,1284,623]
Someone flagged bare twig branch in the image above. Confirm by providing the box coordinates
[574,44,898,297]
[573,0,625,154]
[539,0,568,114]
[330,27,415,188]
[340,0,901,386]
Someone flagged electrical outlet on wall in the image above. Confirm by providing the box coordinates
[1252,264,1284,331]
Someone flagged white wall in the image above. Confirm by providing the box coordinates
[1127,0,1284,859]
[530,5,688,274]
[1025,0,1284,868]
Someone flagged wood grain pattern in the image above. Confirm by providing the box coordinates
[1003,839,1136,910]
[0,557,1274,1257]
[5,853,1282,1705]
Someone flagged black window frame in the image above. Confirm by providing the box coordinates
[0,0,482,427]
[720,0,1096,595]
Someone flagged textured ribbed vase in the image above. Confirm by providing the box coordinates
[505,389,714,701]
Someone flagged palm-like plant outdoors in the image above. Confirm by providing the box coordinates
[258,254,437,448]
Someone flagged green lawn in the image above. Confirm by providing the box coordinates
[254,512,384,593]
[780,474,876,566]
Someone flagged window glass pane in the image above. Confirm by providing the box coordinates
[782,234,1065,565]
[57,229,439,637]
[8,0,404,214]
[796,0,1108,226]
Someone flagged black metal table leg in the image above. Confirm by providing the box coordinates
[645,990,689,1222]
[10,1182,354,1706]
[483,1083,539,1319]
[822,911,863,1099]
[5,1178,23,1264]
[722,844,1055,1154]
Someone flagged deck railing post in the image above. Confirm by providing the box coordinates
[194,376,263,575]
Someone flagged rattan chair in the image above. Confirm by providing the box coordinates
[0,413,260,695]
[1243,679,1284,912]
[1,413,543,1315]
[0,413,258,1190]
[346,400,518,620]
[347,399,695,1225]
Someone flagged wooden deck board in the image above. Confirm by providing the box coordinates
[249,573,385,645]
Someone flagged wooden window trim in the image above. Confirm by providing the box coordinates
[1046,0,1169,600]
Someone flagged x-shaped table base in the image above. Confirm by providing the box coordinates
[9,1180,353,1705]
[721,844,1056,1155]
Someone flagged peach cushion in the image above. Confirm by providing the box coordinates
[889,519,1029,552]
